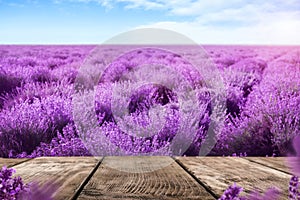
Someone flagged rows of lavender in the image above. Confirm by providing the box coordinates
[0,45,299,158]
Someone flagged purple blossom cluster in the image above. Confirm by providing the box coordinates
[287,135,300,199]
[219,183,244,200]
[0,165,57,200]
[209,46,300,156]
[0,166,26,200]
[0,45,93,158]
[289,175,299,200]
[86,47,212,155]
[219,184,280,200]
[28,123,91,157]
[0,45,299,157]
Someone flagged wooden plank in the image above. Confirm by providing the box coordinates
[176,157,291,200]
[14,157,100,200]
[244,157,295,174]
[0,158,29,168]
[78,156,215,200]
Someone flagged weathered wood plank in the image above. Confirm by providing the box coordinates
[14,157,100,200]
[0,158,29,168]
[244,157,295,174]
[78,156,215,200]
[176,157,291,200]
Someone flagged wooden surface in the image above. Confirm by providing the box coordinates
[244,157,296,174]
[0,158,30,167]
[14,157,100,200]
[0,157,293,200]
[78,157,215,200]
[175,157,291,200]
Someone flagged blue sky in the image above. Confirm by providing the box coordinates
[0,0,299,44]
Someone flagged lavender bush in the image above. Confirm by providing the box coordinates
[212,47,300,156]
[0,45,299,157]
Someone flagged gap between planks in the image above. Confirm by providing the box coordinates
[0,158,32,168]
[175,157,291,200]
[69,157,105,200]
[13,157,101,200]
[1,157,293,200]
[242,157,293,175]
[172,157,219,199]
[77,156,216,200]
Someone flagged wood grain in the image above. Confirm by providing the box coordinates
[176,157,291,200]
[244,157,295,174]
[1,156,294,199]
[78,156,215,200]
[13,157,100,200]
[0,158,29,167]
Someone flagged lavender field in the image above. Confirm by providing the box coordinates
[0,45,299,158]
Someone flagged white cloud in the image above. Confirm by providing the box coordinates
[67,0,299,14]
[54,0,300,44]
[136,13,300,45]
[131,1,300,44]
[118,0,164,10]
[61,0,247,14]
[162,0,246,16]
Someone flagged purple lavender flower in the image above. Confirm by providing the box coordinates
[246,188,280,200]
[0,45,299,157]
[289,176,299,200]
[286,135,300,200]
[213,53,300,156]
[0,165,59,200]
[219,183,243,200]
[219,183,280,200]
[0,166,26,200]
[28,123,91,157]
[287,135,300,177]
[19,181,58,200]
